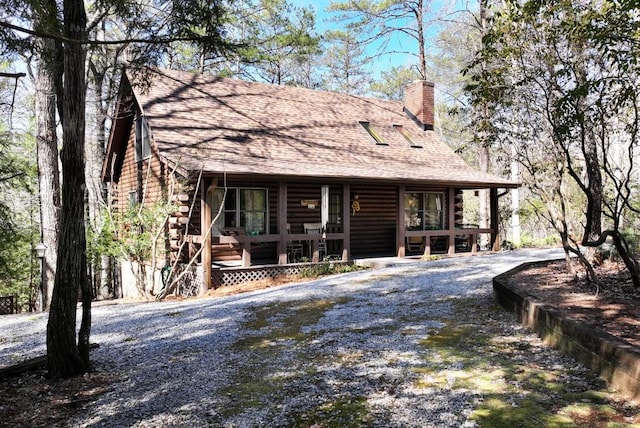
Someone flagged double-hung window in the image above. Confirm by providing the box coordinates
[404,192,444,230]
[135,115,151,162]
[212,187,268,234]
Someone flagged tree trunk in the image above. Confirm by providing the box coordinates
[35,42,61,310]
[86,61,110,299]
[612,232,640,288]
[415,0,426,80]
[582,147,603,244]
[477,0,491,244]
[46,0,90,378]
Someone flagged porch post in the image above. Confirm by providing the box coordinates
[397,185,406,257]
[342,183,351,261]
[241,244,251,267]
[201,178,215,290]
[278,181,288,264]
[447,187,456,255]
[490,187,500,251]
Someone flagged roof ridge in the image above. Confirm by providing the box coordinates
[138,67,402,106]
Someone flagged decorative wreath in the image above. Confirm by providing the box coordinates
[351,200,360,215]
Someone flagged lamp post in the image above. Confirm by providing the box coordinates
[35,242,47,311]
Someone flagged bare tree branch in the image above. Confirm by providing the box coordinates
[0,72,26,78]
[0,19,232,47]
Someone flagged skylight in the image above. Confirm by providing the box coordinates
[394,125,422,148]
[359,121,388,145]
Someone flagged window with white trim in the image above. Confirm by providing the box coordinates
[404,192,444,230]
[212,187,268,234]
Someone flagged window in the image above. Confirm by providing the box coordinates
[128,190,138,207]
[135,115,151,161]
[405,192,444,230]
[212,188,268,234]
[394,125,422,148]
[359,121,387,145]
[321,185,343,225]
[329,192,342,224]
[240,189,266,234]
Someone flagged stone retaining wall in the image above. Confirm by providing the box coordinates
[493,261,640,403]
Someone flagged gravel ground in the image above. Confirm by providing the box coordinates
[1,248,615,427]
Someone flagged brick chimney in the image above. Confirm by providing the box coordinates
[403,80,434,131]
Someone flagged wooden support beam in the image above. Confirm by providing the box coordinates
[278,181,288,265]
[309,238,319,263]
[448,187,456,255]
[342,184,351,261]
[241,242,251,267]
[397,185,406,257]
[201,178,216,290]
[490,187,500,251]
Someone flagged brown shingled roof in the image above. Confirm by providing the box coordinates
[130,68,516,188]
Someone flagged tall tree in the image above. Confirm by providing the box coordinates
[327,0,432,79]
[46,0,90,376]
[320,29,371,94]
[472,0,493,245]
[424,14,479,155]
[466,0,640,286]
[1,0,232,377]
[84,13,130,300]
[231,0,320,85]
[0,69,37,311]
[32,0,63,310]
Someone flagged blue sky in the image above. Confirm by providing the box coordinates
[296,0,478,76]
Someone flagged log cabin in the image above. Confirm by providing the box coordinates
[103,68,517,293]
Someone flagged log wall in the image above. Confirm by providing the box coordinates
[110,125,166,213]
[349,184,398,257]
[286,182,322,233]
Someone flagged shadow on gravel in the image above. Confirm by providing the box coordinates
[416,297,638,427]
[73,251,639,427]
[5,249,637,426]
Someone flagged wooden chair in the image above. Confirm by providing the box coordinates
[405,236,424,253]
[286,223,303,262]
[303,222,322,234]
[303,222,326,259]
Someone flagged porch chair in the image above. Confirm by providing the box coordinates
[303,222,327,259]
[286,223,303,263]
[405,236,424,253]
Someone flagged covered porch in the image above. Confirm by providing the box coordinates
[189,176,503,289]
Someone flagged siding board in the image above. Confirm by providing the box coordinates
[349,184,397,257]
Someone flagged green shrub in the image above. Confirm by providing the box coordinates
[300,261,366,279]
[519,233,560,248]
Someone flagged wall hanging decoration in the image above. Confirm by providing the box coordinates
[301,200,318,209]
[351,194,360,216]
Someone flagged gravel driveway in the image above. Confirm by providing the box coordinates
[1,248,616,427]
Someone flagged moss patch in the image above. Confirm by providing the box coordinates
[219,297,351,418]
[417,297,640,427]
[214,287,640,425]
[294,396,372,427]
